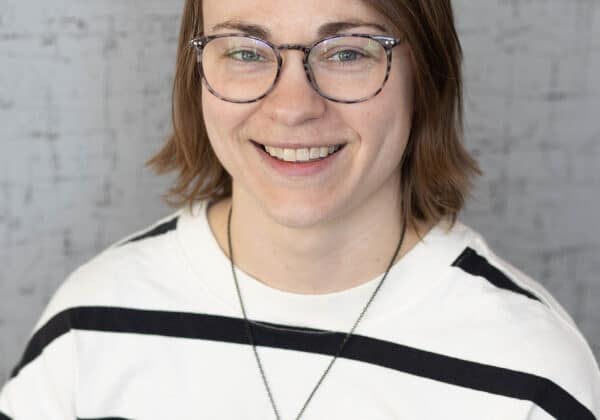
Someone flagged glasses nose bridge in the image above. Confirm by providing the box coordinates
[277,44,310,54]
[275,44,311,67]
[272,44,315,90]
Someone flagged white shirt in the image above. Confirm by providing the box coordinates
[1,200,599,419]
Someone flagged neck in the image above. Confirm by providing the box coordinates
[207,188,433,295]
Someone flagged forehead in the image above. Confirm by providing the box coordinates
[202,0,392,41]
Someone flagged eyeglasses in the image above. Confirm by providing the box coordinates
[189,33,404,104]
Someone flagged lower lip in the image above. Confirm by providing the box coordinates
[253,142,345,177]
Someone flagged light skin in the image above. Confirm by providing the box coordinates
[203,0,435,294]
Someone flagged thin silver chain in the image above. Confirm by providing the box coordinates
[227,204,407,420]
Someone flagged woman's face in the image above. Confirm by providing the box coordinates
[202,0,415,228]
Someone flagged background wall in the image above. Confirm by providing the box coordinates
[0,0,598,383]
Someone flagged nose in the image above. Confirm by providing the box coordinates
[258,50,326,127]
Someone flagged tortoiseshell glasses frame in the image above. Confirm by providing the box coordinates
[189,33,404,104]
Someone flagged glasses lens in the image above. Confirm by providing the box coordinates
[200,36,278,102]
[309,36,388,102]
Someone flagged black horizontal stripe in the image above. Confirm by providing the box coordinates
[0,410,131,419]
[78,418,132,420]
[119,216,179,246]
[452,247,541,302]
[0,410,132,420]
[77,418,133,420]
[12,306,594,420]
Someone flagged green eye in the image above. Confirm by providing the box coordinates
[330,50,365,62]
[228,50,265,62]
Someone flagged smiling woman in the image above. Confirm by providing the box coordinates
[1,0,599,419]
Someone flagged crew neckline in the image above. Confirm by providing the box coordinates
[176,200,474,332]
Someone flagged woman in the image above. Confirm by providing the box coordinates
[1,0,598,418]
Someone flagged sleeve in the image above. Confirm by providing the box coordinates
[526,386,599,420]
[0,281,80,419]
[0,231,149,420]
[479,242,600,419]
[0,319,78,419]
[524,320,600,420]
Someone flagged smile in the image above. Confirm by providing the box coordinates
[252,141,346,163]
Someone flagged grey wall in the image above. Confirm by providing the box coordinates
[0,1,182,382]
[1,0,598,383]
[458,0,600,359]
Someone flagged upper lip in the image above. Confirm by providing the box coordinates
[251,140,345,149]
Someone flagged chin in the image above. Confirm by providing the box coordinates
[259,196,338,229]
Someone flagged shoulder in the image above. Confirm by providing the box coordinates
[443,222,600,415]
[32,209,185,331]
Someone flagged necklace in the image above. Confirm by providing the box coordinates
[226,204,407,420]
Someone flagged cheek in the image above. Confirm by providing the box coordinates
[202,89,234,141]
[201,87,256,150]
[344,76,414,151]
[373,66,415,147]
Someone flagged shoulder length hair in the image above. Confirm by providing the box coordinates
[146,0,482,235]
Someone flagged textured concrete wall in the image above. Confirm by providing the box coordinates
[1,0,599,382]
[0,1,182,382]
[457,0,600,360]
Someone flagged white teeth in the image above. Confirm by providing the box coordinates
[283,148,296,162]
[264,145,342,162]
[296,148,309,161]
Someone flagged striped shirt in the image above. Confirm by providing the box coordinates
[1,200,599,419]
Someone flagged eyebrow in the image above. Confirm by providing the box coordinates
[209,19,391,40]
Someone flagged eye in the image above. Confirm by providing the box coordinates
[328,49,366,62]
[227,49,266,62]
